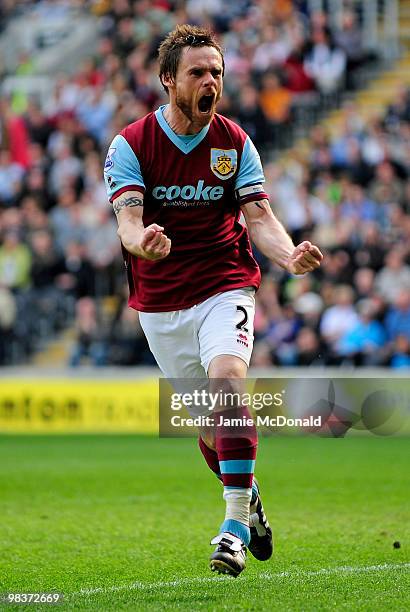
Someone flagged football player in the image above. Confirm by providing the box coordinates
[104,24,322,577]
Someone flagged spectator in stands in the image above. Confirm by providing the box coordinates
[369,160,404,206]
[108,295,154,365]
[113,16,139,60]
[320,248,354,285]
[384,289,410,343]
[24,100,53,149]
[0,282,16,364]
[235,84,269,152]
[390,335,410,369]
[28,141,50,174]
[384,85,410,128]
[337,299,387,365]
[295,326,323,366]
[260,302,302,366]
[250,340,273,367]
[0,98,31,168]
[308,124,331,172]
[69,297,108,366]
[334,9,367,89]
[1,206,24,235]
[339,182,379,225]
[19,168,54,211]
[29,229,65,290]
[252,24,291,73]
[50,187,89,253]
[402,179,410,216]
[82,151,108,208]
[0,148,25,205]
[48,142,83,197]
[375,249,410,304]
[0,230,31,291]
[283,36,315,94]
[304,26,346,95]
[319,285,359,362]
[21,196,52,239]
[259,71,292,147]
[86,207,121,296]
[294,290,324,333]
[330,123,362,170]
[44,74,82,119]
[186,0,222,25]
[354,222,387,272]
[275,183,314,241]
[76,57,105,89]
[60,240,95,299]
[0,1,14,33]
[361,118,387,167]
[353,267,375,301]
[104,0,134,29]
[29,229,68,335]
[76,86,116,145]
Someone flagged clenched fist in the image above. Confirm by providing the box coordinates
[286,241,323,275]
[139,224,171,261]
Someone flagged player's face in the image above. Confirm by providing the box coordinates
[173,46,223,127]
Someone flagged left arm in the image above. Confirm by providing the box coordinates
[241,199,323,274]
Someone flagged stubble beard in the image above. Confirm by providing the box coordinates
[175,91,216,129]
[175,92,194,123]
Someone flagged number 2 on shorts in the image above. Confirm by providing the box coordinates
[236,305,249,332]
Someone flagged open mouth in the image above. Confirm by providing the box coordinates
[198,94,214,114]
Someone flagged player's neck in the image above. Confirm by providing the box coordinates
[163,103,207,135]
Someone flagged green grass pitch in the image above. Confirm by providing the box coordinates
[0,434,409,611]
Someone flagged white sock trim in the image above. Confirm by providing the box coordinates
[223,487,252,525]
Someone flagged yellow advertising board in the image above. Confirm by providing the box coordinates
[0,380,158,433]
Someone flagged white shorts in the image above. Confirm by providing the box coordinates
[139,287,255,378]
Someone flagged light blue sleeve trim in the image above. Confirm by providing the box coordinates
[235,136,265,191]
[103,134,145,200]
[219,459,256,474]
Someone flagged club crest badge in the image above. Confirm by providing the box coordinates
[210,148,237,180]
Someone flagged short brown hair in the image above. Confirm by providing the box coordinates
[158,24,224,94]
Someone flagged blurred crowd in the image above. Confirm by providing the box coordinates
[252,92,410,368]
[1,0,409,368]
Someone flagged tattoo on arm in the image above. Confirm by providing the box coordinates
[113,196,143,215]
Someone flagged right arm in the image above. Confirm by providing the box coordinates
[113,189,171,261]
[104,133,170,261]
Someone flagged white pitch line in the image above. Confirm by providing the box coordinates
[73,563,410,598]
